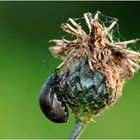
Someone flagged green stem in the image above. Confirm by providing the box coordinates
[68,120,88,140]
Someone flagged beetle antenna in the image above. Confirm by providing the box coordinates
[41,59,58,74]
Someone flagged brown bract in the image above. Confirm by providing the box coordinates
[49,11,140,97]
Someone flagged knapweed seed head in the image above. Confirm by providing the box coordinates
[49,11,140,139]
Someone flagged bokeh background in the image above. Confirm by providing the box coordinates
[0,1,140,139]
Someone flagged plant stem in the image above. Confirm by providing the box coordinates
[68,119,88,140]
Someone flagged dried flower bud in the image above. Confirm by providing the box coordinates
[49,11,140,139]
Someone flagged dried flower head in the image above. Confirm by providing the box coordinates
[49,11,140,139]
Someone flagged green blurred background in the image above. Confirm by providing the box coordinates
[0,1,140,139]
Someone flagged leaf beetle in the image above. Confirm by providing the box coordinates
[39,69,69,123]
